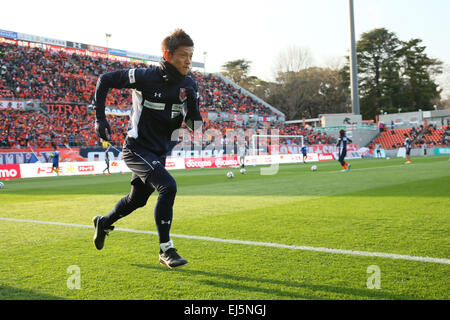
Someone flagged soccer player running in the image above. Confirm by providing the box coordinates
[49,146,60,176]
[404,133,412,164]
[91,29,203,269]
[238,141,247,169]
[336,129,352,172]
[301,145,307,163]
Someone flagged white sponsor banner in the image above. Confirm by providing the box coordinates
[0,99,26,110]
[244,153,319,166]
[164,157,186,170]
[41,36,66,47]
[19,158,186,178]
[278,153,319,163]
[17,33,39,42]
[318,153,334,161]
[397,148,407,158]
[19,161,130,178]
[17,154,318,179]
[331,151,362,160]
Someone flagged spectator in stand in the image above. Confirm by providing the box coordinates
[0,42,277,117]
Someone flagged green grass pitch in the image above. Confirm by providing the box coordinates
[0,156,449,300]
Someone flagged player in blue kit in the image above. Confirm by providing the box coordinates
[91,29,203,268]
[301,145,307,163]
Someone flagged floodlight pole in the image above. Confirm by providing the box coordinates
[105,33,111,48]
[105,33,112,60]
[203,52,207,73]
[349,0,360,115]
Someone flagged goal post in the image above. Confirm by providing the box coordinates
[251,135,304,156]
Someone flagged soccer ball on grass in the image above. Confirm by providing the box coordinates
[227,171,234,179]
[240,168,246,174]
[311,165,318,171]
[0,182,4,189]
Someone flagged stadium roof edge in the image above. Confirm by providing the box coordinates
[285,119,320,124]
[0,28,204,67]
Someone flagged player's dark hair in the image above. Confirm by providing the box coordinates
[339,129,345,136]
[161,29,194,55]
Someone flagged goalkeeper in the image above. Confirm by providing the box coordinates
[91,29,203,269]
[102,139,112,174]
[49,146,60,176]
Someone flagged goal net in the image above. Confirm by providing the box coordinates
[250,135,304,156]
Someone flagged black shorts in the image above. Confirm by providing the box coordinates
[406,148,411,155]
[338,150,347,162]
[52,163,59,168]
[123,140,168,185]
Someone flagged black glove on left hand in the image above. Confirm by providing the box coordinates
[95,117,112,141]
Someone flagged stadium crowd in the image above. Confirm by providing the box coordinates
[0,43,142,108]
[1,107,337,150]
[1,42,448,152]
[193,72,274,116]
[278,124,336,145]
[0,42,276,117]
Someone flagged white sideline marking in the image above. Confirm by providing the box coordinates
[1,217,449,265]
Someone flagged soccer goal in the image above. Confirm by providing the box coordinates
[250,135,304,156]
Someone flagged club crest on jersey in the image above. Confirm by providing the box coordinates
[179,88,187,102]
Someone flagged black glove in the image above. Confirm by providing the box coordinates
[95,117,112,141]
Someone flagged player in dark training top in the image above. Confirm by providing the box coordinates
[336,129,352,172]
[404,133,412,164]
[91,29,203,269]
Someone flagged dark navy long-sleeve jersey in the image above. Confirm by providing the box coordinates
[404,137,411,149]
[337,136,352,155]
[94,67,202,156]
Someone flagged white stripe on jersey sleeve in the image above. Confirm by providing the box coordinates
[127,89,144,139]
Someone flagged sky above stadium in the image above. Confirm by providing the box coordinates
[1,0,449,96]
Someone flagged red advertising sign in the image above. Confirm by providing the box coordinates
[0,164,22,179]
[318,153,335,161]
[184,158,214,169]
[310,144,357,153]
[165,160,176,168]
[0,37,17,45]
[88,44,108,53]
[66,47,88,56]
[78,165,94,173]
[214,157,239,167]
[184,157,239,169]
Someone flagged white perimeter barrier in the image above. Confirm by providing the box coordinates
[1,153,336,179]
